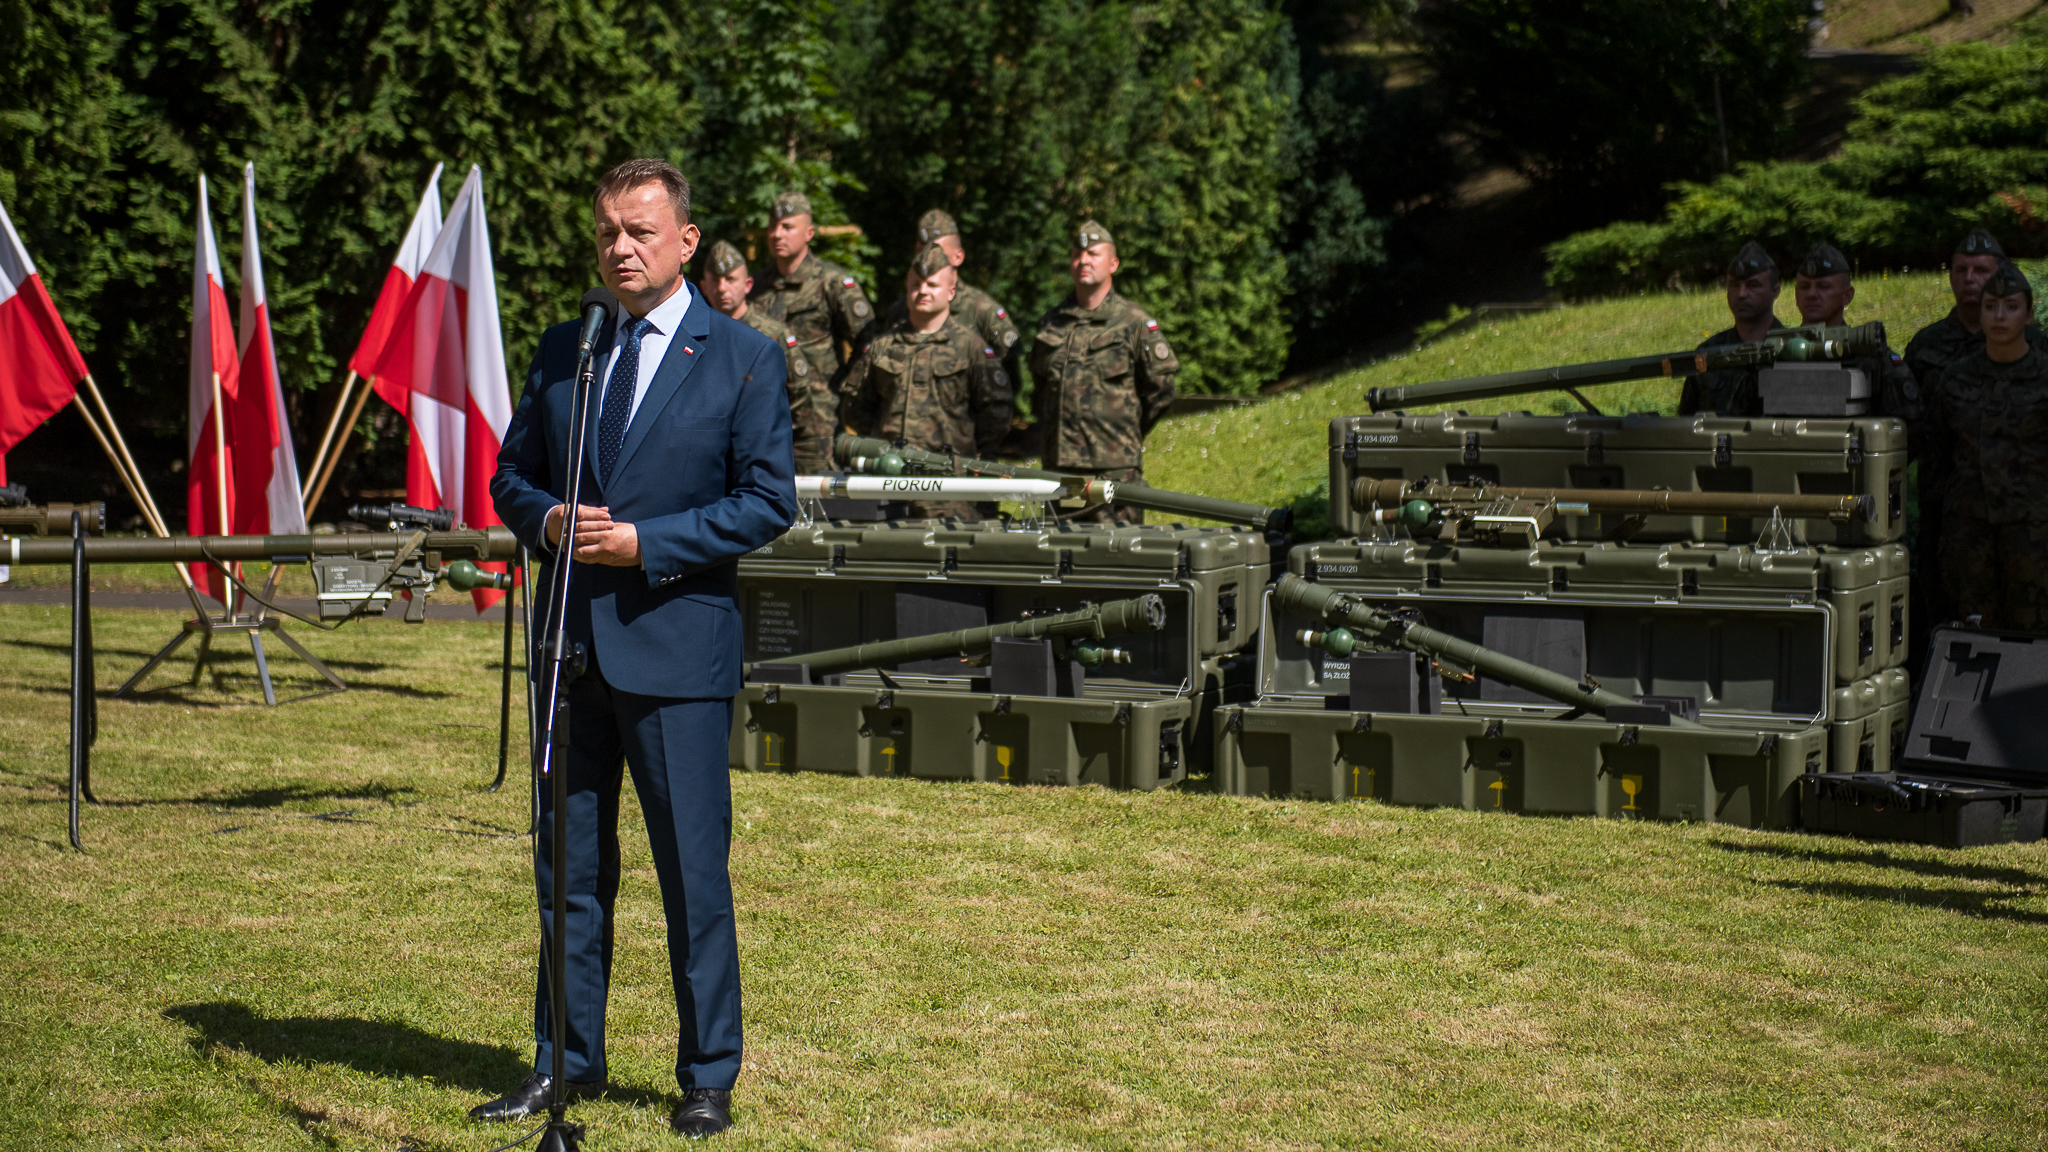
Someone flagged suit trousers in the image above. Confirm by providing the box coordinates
[532,652,741,1090]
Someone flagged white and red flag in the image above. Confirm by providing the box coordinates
[188,175,242,601]
[372,165,511,609]
[0,199,90,486]
[234,163,307,537]
[352,163,443,380]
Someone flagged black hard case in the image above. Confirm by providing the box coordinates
[1798,772,2048,848]
[1900,626,2048,787]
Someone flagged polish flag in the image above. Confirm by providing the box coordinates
[372,165,511,610]
[234,163,307,537]
[187,175,242,602]
[354,163,443,379]
[0,199,89,486]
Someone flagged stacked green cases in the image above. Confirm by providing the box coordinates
[1215,413,1912,826]
[729,521,1269,790]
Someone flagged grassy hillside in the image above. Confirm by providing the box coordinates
[1147,272,1955,522]
[2,605,2045,1149]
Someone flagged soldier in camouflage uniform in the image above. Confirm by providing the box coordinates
[1678,241,1788,417]
[1903,229,2048,388]
[697,240,830,472]
[880,211,1023,400]
[750,190,876,399]
[1792,241,1921,419]
[840,243,1013,520]
[1925,261,2048,633]
[1903,230,2048,659]
[1028,220,1177,525]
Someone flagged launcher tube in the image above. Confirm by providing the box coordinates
[1351,479,1871,522]
[1364,322,1887,412]
[1273,573,1700,727]
[7,526,520,567]
[835,435,1291,532]
[752,593,1166,677]
[795,475,1070,502]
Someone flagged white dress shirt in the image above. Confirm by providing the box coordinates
[595,282,695,429]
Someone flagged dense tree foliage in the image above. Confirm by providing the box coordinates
[1547,24,2048,296]
[1419,0,1813,224]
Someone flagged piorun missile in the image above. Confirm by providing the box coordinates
[0,485,105,536]
[747,593,1166,679]
[1352,478,1873,547]
[834,434,1293,533]
[1275,573,1701,727]
[7,526,517,622]
[1365,322,1887,413]
[795,474,1074,504]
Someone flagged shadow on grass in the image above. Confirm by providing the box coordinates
[165,1001,525,1093]
[203,780,421,810]
[3,636,398,673]
[164,1001,676,1109]
[1753,878,2048,926]
[1715,840,2048,890]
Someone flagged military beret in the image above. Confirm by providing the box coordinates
[1797,242,1851,279]
[1726,240,1777,281]
[908,242,953,281]
[1955,227,2006,258]
[770,189,812,222]
[917,209,958,244]
[705,240,748,279]
[1074,219,1114,250]
[1982,260,2034,306]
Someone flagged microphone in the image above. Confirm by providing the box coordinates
[577,288,613,356]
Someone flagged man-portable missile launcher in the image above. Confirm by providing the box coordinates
[728,457,1276,790]
[1215,326,1915,828]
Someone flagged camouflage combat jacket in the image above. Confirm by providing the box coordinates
[750,253,875,384]
[839,315,1012,457]
[883,281,1022,388]
[738,307,832,472]
[1926,347,2048,525]
[1029,290,1177,469]
[1905,308,2048,390]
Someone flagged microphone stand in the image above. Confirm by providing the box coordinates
[532,298,610,1152]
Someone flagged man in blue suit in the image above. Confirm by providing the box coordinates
[477,158,797,1138]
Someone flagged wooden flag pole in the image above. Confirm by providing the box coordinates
[304,375,374,516]
[78,375,170,539]
[69,397,199,596]
[301,370,358,503]
[70,397,152,531]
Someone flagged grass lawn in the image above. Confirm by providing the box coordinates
[2,603,2045,1150]
[5,276,2044,1149]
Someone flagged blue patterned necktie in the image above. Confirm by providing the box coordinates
[597,316,652,485]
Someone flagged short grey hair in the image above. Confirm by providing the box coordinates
[593,159,691,225]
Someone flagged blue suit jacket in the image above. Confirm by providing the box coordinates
[492,289,797,698]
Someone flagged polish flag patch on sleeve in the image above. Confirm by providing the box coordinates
[984,346,998,357]
[785,334,799,347]
[842,277,857,288]
[1145,319,1159,331]
[996,308,1007,318]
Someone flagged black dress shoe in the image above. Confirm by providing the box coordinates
[468,1071,607,1121]
[671,1088,732,1138]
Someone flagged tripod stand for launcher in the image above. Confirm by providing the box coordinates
[113,554,345,705]
[526,289,617,1151]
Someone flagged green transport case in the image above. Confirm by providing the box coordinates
[1329,412,1906,548]
[727,520,1270,788]
[1290,537,1908,686]
[1210,540,1909,827]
